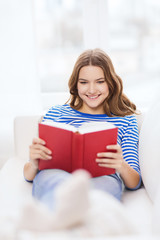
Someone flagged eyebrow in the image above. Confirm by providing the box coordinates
[78,77,105,81]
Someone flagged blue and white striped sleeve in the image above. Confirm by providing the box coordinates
[121,116,141,189]
[42,105,62,122]
[121,116,140,173]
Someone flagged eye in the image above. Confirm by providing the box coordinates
[97,80,105,84]
[79,81,87,84]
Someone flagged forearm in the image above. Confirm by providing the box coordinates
[23,162,39,181]
[119,161,141,189]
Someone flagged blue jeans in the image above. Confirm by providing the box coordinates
[32,169,123,210]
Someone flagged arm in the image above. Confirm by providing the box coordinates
[24,105,62,181]
[96,116,141,189]
[23,137,52,181]
[96,144,140,189]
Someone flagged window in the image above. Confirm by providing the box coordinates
[33,0,84,92]
[34,0,160,109]
[107,0,160,108]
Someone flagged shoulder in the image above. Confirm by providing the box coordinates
[49,104,64,111]
[122,115,139,136]
[110,115,139,139]
[119,115,138,132]
[42,105,64,122]
[124,114,138,125]
[46,104,71,113]
[45,104,63,116]
[42,104,74,122]
[125,115,138,130]
[109,114,137,127]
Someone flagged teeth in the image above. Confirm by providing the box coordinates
[88,95,98,99]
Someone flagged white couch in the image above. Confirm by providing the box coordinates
[0,97,160,240]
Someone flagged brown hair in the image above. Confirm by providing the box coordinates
[68,48,137,117]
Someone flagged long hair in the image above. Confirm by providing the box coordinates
[68,48,137,117]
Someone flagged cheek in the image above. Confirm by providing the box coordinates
[77,84,86,94]
[101,84,109,95]
[77,85,83,97]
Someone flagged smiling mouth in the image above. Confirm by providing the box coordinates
[86,95,101,99]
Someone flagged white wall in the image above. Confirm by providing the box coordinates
[0,0,42,166]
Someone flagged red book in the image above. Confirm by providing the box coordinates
[38,121,118,177]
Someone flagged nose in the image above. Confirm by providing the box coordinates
[88,83,96,94]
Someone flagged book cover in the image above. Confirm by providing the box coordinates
[38,121,118,177]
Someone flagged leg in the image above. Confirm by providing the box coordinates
[53,169,90,229]
[18,169,91,231]
[91,174,123,201]
[32,169,70,210]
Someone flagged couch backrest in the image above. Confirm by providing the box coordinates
[135,111,145,133]
[14,112,146,163]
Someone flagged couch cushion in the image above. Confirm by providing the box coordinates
[122,188,152,234]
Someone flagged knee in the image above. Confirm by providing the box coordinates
[91,175,123,201]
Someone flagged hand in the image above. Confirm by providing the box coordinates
[29,137,52,169]
[96,144,125,173]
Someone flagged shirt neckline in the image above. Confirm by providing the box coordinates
[66,104,108,118]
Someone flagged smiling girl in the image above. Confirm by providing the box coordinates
[23,49,141,228]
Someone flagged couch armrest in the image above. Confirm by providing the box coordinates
[14,115,41,162]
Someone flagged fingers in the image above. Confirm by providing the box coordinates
[97,151,119,159]
[107,144,121,151]
[97,144,122,158]
[96,157,120,164]
[32,137,45,145]
[96,144,124,171]
[30,148,52,161]
[31,138,51,153]
[95,157,123,171]
[30,143,51,155]
[30,137,52,161]
[107,144,122,155]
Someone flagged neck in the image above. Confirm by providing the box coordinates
[78,105,105,115]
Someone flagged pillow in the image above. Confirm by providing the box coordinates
[139,95,160,203]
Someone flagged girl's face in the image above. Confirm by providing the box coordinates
[77,65,109,114]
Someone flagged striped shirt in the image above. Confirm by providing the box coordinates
[42,104,141,177]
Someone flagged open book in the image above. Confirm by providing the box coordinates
[38,121,118,177]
